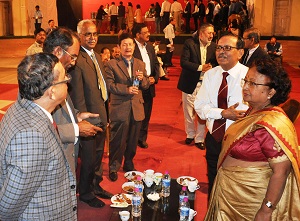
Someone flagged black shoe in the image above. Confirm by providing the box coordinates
[109,172,118,182]
[195,142,205,150]
[123,167,137,172]
[185,138,194,145]
[94,186,113,199]
[160,76,170,81]
[79,197,105,208]
[138,140,148,149]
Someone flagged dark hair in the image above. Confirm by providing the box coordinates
[252,58,291,106]
[34,28,45,36]
[128,2,133,6]
[18,53,59,100]
[244,27,260,44]
[101,47,110,53]
[48,19,54,24]
[199,23,214,33]
[136,4,141,9]
[43,27,79,53]
[132,23,147,37]
[118,33,134,45]
[35,5,39,8]
[120,1,123,5]
[218,33,244,49]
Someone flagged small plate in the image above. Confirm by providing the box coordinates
[146,192,160,201]
[110,202,129,208]
[176,176,198,186]
[122,181,135,193]
[111,193,132,205]
[124,171,145,181]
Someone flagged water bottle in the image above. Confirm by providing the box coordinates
[179,197,190,221]
[161,171,171,197]
[132,76,140,87]
[134,176,144,198]
[161,196,170,214]
[132,187,142,217]
[179,186,188,204]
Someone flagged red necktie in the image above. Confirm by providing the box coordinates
[53,121,59,134]
[212,72,229,142]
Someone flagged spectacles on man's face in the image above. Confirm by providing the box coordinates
[241,78,271,88]
[52,74,72,86]
[82,32,98,38]
[62,48,78,61]
[242,37,251,41]
[216,45,238,51]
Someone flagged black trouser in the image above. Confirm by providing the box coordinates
[205,132,222,198]
[164,38,173,66]
[139,91,153,143]
[35,22,41,30]
[162,12,170,30]
[110,15,118,32]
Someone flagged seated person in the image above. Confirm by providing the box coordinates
[26,28,46,55]
[45,19,57,35]
[152,37,169,80]
[264,36,282,64]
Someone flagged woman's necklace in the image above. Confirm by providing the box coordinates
[246,102,272,116]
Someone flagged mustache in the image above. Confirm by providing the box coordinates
[218,54,227,59]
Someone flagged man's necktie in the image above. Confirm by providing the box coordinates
[212,72,229,142]
[53,120,59,134]
[242,50,249,65]
[127,60,132,77]
[91,53,107,101]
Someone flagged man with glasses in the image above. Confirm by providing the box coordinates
[177,23,218,150]
[132,23,159,150]
[194,34,249,197]
[43,27,102,194]
[0,53,77,220]
[68,20,113,208]
[241,27,268,67]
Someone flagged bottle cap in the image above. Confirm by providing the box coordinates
[165,170,169,174]
[183,197,188,202]
[182,186,187,191]
[134,187,139,192]
[137,176,141,181]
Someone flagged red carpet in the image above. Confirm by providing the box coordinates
[0,58,299,220]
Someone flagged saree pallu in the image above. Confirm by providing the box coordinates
[205,166,300,221]
[205,107,300,221]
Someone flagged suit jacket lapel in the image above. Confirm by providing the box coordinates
[117,58,131,80]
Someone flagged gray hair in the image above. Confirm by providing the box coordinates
[77,19,96,34]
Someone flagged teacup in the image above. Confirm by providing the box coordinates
[187,180,200,192]
[188,208,197,221]
[119,210,130,221]
[144,169,154,177]
[143,176,154,187]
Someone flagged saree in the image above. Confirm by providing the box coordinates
[205,106,300,221]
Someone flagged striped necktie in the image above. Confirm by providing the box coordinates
[91,53,107,101]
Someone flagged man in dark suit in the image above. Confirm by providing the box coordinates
[0,53,77,219]
[177,23,218,150]
[132,23,160,149]
[241,27,268,67]
[68,20,113,208]
[105,33,150,180]
[183,0,192,33]
[43,27,103,181]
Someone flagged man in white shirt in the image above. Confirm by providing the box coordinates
[160,0,172,30]
[163,17,176,67]
[170,0,183,32]
[108,2,118,33]
[32,5,43,30]
[194,34,248,196]
[26,28,46,55]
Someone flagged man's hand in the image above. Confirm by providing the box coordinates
[149,76,155,84]
[202,63,213,73]
[221,102,246,121]
[128,86,139,95]
[77,112,99,122]
[78,120,103,137]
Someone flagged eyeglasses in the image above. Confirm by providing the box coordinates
[216,45,238,51]
[241,78,271,88]
[62,48,78,61]
[82,32,98,38]
[242,37,252,40]
[52,74,72,86]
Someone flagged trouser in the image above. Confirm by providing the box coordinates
[139,93,153,143]
[185,16,191,33]
[162,12,170,30]
[79,130,106,200]
[109,110,142,172]
[110,15,118,32]
[35,22,41,30]
[182,82,206,143]
[205,132,222,197]
[173,11,181,32]
[164,38,173,66]
[155,17,161,33]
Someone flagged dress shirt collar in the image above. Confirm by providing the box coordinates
[135,39,147,49]
[121,55,134,67]
[222,62,244,79]
[200,40,211,48]
[34,103,54,123]
[248,45,259,57]
[81,46,93,56]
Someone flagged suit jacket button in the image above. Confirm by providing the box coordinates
[72,153,75,157]
[73,206,77,211]
[71,185,76,189]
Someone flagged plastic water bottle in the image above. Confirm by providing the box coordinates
[161,171,171,197]
[161,196,170,214]
[134,176,144,200]
[132,187,142,217]
[179,197,190,221]
[179,186,188,204]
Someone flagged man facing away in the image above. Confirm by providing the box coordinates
[0,53,77,220]
[68,19,113,207]
[241,27,268,67]
[170,0,183,32]
[26,28,46,55]
[105,33,150,181]
[194,34,249,196]
[177,23,218,150]
[132,23,160,149]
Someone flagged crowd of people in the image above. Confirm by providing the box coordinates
[0,1,299,221]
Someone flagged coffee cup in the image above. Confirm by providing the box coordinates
[144,169,154,177]
[188,208,197,221]
[119,211,130,221]
[153,172,163,185]
[187,180,200,192]
[143,176,154,187]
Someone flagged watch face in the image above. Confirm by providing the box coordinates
[266,201,272,208]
